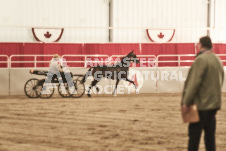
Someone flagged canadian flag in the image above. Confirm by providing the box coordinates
[146,29,175,43]
[32,28,64,43]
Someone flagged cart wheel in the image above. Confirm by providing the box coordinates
[74,76,83,82]
[70,80,85,98]
[58,83,71,98]
[24,78,39,98]
[35,81,55,99]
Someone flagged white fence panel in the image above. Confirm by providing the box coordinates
[3,67,226,95]
[0,69,9,95]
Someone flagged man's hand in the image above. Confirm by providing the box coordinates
[182,105,190,114]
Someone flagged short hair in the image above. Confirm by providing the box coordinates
[53,54,60,58]
[199,36,212,49]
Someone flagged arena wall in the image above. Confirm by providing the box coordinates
[1,43,226,69]
[110,0,208,43]
[1,0,226,43]
[0,0,110,43]
[0,69,9,95]
[8,68,111,95]
[1,67,226,96]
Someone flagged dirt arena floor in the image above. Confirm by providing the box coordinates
[0,94,226,151]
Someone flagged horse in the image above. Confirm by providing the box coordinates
[82,50,140,97]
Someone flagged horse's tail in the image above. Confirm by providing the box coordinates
[81,67,93,83]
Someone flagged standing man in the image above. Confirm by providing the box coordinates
[181,36,224,151]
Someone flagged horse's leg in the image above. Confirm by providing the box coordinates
[113,79,120,96]
[95,86,99,93]
[125,78,137,89]
[125,78,139,94]
[87,79,99,97]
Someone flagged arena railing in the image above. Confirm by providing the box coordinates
[62,55,110,67]
[0,55,9,68]
[215,54,226,65]
[156,54,196,67]
[7,54,226,68]
[9,55,55,68]
[9,54,111,68]
[110,55,157,67]
[156,54,226,67]
[9,54,157,68]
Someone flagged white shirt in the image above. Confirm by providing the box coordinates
[49,58,60,74]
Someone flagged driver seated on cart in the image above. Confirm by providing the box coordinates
[42,54,75,94]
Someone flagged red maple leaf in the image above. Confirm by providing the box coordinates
[158,32,164,39]
[44,31,52,38]
[129,74,139,87]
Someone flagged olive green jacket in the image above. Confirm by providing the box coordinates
[182,52,224,111]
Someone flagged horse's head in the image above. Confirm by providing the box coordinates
[126,50,140,64]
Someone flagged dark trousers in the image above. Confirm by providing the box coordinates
[188,109,217,151]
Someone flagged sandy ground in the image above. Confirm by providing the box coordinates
[0,94,226,151]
